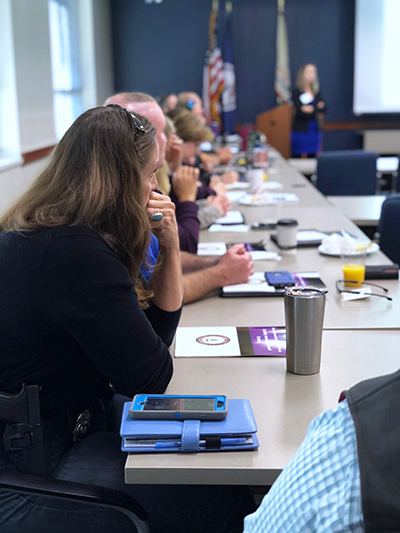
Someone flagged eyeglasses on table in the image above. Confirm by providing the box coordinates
[335,280,392,301]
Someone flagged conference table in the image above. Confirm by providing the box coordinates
[125,152,400,486]
[327,195,386,227]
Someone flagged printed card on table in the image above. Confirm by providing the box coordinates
[174,326,286,358]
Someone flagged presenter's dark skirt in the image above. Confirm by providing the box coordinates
[291,120,322,157]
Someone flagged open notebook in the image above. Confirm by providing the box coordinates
[221,271,325,297]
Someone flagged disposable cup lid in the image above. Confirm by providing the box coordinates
[277,219,298,227]
[284,286,328,297]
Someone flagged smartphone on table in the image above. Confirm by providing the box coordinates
[265,271,296,288]
[252,222,277,230]
[129,394,228,420]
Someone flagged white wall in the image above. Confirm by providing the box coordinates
[93,0,115,105]
[79,0,114,108]
[0,157,50,216]
[0,0,114,211]
[0,0,21,159]
[11,0,57,153]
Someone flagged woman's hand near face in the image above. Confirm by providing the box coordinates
[147,191,179,250]
[147,191,183,311]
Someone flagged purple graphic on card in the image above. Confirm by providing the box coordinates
[244,243,255,251]
[293,274,307,287]
[248,327,286,356]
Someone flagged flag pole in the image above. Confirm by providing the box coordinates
[274,0,291,104]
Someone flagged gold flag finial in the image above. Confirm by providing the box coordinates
[226,1,232,13]
[212,0,219,13]
[278,0,285,14]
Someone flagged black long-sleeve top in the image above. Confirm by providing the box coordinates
[0,226,181,418]
[292,88,327,132]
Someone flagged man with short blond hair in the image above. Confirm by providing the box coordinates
[106,92,254,303]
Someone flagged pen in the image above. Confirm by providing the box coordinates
[155,437,247,449]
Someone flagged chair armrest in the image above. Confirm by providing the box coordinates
[0,472,149,531]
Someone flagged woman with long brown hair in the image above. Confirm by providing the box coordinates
[0,105,255,532]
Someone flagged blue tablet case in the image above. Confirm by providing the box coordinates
[120,398,259,453]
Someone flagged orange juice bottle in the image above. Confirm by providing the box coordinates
[343,264,366,287]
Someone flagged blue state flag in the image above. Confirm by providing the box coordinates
[222,3,236,134]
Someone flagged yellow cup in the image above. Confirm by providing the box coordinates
[342,263,366,287]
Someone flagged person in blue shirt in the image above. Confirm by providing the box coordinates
[244,366,400,532]
[141,232,160,282]
[243,398,364,532]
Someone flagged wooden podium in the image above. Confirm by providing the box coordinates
[256,104,292,159]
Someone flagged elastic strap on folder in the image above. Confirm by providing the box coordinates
[181,420,200,451]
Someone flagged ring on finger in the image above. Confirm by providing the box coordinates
[151,208,164,221]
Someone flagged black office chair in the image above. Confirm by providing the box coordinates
[0,473,150,532]
[316,150,379,196]
[377,194,400,265]
[0,385,149,533]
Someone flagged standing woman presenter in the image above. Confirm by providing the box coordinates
[0,105,255,532]
[291,63,326,157]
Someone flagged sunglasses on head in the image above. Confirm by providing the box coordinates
[106,104,146,137]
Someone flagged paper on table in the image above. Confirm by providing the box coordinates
[222,272,276,294]
[239,192,299,206]
[260,181,283,190]
[341,287,372,301]
[250,251,280,261]
[226,191,247,203]
[222,271,324,294]
[269,193,299,202]
[209,224,249,233]
[214,210,244,225]
[239,195,273,206]
[225,182,249,190]
[175,326,241,357]
[197,242,227,256]
[297,230,328,242]
[175,326,286,357]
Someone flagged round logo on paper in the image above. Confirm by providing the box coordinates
[196,335,231,346]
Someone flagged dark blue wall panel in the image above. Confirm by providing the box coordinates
[110,0,396,151]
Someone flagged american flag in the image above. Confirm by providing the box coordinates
[203,4,224,131]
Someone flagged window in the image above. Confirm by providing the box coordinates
[48,0,83,139]
[0,0,21,170]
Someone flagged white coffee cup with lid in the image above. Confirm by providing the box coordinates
[277,219,298,249]
[246,168,264,193]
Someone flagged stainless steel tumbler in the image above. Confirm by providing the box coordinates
[284,286,328,375]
